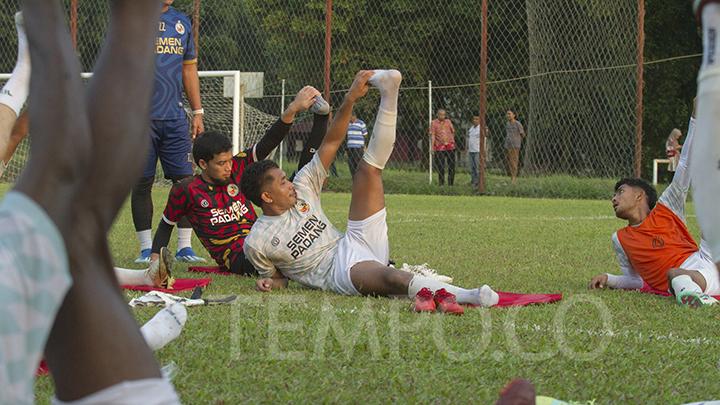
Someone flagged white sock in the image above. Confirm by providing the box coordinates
[407,275,499,307]
[114,266,153,286]
[671,274,703,295]
[363,70,402,170]
[177,227,192,250]
[0,13,30,117]
[140,303,187,351]
[693,4,720,262]
[136,229,152,251]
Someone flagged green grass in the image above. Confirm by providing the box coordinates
[293,158,650,200]
[13,184,718,404]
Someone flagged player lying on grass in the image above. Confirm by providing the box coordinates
[589,102,720,308]
[240,70,499,313]
[130,86,331,278]
[692,0,720,277]
[1,1,183,403]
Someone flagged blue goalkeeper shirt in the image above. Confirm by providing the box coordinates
[151,6,196,120]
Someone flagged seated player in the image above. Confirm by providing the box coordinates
[241,70,500,311]
[2,1,181,403]
[692,0,720,276]
[146,86,331,275]
[589,103,720,308]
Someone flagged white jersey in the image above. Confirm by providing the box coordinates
[244,154,343,290]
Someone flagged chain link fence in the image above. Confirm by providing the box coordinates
[0,0,699,198]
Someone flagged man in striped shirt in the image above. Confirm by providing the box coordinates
[346,113,368,177]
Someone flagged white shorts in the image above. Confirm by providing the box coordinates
[680,242,720,295]
[330,208,390,296]
[0,192,70,404]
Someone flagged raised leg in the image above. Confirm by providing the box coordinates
[348,70,401,221]
[27,0,169,401]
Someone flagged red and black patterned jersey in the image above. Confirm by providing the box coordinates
[162,146,258,268]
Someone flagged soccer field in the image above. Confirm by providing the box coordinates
[27,186,719,404]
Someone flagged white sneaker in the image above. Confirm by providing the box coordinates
[397,263,453,283]
[677,290,718,308]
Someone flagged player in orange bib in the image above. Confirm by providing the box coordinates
[589,103,719,308]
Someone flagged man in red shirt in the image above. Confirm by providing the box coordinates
[589,107,719,308]
[429,109,456,186]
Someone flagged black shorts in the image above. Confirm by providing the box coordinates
[226,250,258,276]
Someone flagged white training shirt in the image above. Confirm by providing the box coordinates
[244,154,343,290]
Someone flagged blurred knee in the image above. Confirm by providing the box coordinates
[385,267,411,290]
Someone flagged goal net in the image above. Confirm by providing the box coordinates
[0,70,278,183]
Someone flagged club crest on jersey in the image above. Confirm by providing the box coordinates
[271,237,280,247]
[296,199,310,214]
[235,151,247,158]
[175,20,185,35]
[201,199,210,208]
[227,184,239,197]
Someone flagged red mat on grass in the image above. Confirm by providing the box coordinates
[189,266,234,276]
[638,283,720,299]
[191,266,562,307]
[495,291,562,307]
[121,277,212,293]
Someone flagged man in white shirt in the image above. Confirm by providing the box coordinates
[241,70,499,311]
[467,115,481,187]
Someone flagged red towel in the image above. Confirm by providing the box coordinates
[496,291,563,307]
[122,278,212,293]
[638,282,720,299]
[465,291,563,308]
[188,266,235,276]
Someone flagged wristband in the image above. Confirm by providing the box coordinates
[192,108,205,116]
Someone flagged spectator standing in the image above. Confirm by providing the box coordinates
[504,109,525,185]
[666,128,682,172]
[346,113,368,177]
[468,115,481,187]
[430,109,456,185]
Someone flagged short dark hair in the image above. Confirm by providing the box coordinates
[192,131,232,165]
[614,178,657,210]
[241,160,280,207]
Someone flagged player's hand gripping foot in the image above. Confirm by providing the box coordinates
[135,248,151,264]
[146,247,175,289]
[433,288,464,315]
[413,287,436,313]
[175,246,207,263]
[676,290,718,308]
